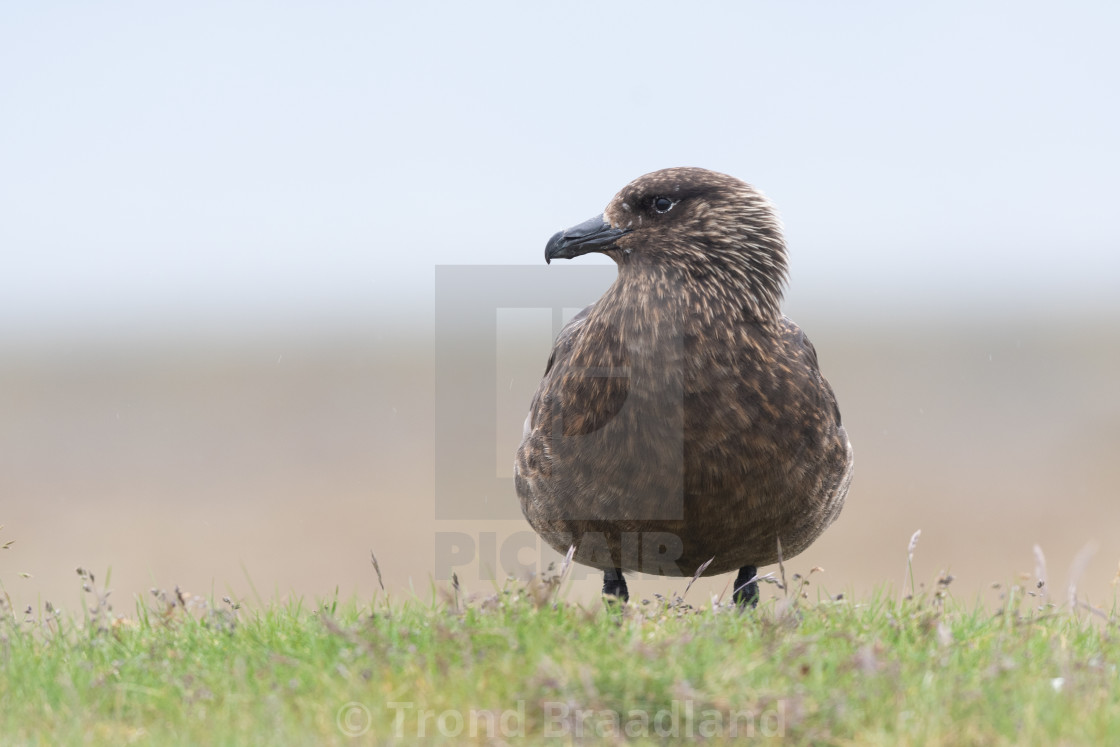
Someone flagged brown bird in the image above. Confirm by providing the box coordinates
[515,167,852,606]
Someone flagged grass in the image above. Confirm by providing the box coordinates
[2,542,1120,745]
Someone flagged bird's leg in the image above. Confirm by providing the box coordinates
[602,568,629,602]
[733,565,759,608]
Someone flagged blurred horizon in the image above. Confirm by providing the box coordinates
[4,273,1120,353]
[4,1,1120,342]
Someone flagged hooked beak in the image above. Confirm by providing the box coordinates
[544,214,631,264]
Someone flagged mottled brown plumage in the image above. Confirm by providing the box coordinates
[515,167,852,604]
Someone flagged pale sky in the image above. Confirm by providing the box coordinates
[3,1,1119,341]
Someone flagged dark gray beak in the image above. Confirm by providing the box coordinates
[544,214,631,264]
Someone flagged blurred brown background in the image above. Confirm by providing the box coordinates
[5,312,1119,617]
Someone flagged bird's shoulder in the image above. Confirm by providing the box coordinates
[542,304,594,378]
[775,315,821,371]
[772,315,842,426]
[531,303,629,436]
[686,313,842,427]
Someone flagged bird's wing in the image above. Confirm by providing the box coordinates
[685,314,846,476]
[777,315,853,523]
[526,303,630,438]
[541,304,593,379]
[778,315,843,428]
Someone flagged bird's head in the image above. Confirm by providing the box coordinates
[544,167,789,320]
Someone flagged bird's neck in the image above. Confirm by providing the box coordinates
[599,263,780,338]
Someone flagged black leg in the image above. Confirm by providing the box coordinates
[603,568,629,602]
[733,565,759,608]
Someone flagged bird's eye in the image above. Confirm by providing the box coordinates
[652,196,675,214]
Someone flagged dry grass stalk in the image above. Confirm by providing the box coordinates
[370,550,385,592]
[683,557,715,600]
[1032,544,1049,608]
[1066,541,1098,612]
[903,529,921,600]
